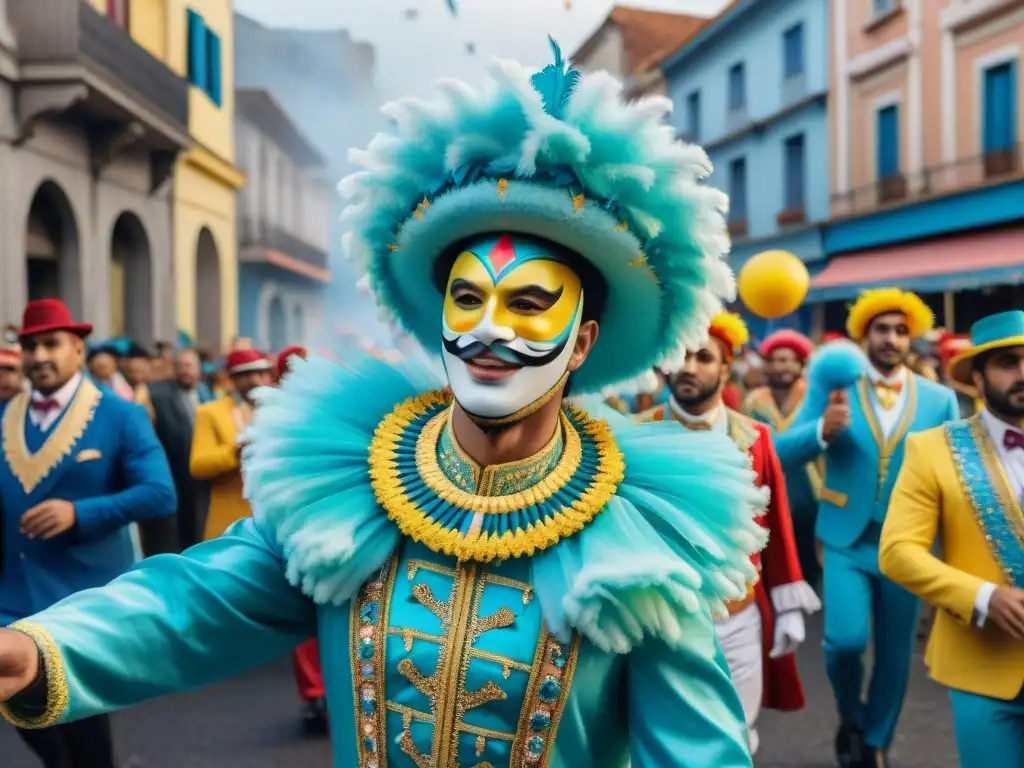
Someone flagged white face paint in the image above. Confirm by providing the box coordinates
[440,233,584,421]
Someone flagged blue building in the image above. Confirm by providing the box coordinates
[659,0,830,339]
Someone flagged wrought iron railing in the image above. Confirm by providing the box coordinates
[240,217,329,272]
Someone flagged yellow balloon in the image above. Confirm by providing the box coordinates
[737,250,810,320]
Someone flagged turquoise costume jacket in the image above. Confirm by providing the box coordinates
[2,356,771,767]
[0,377,176,622]
[777,373,957,549]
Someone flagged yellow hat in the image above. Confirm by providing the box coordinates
[846,288,933,341]
[707,312,749,360]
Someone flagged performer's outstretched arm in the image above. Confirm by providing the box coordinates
[628,610,753,768]
[0,518,316,729]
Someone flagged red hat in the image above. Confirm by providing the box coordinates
[758,329,814,362]
[937,333,971,370]
[822,331,846,344]
[275,345,307,379]
[0,347,19,369]
[225,349,272,375]
[18,298,92,340]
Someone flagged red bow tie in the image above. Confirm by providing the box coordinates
[1004,429,1024,451]
[29,398,59,413]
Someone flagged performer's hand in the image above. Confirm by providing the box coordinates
[20,500,76,540]
[987,586,1024,641]
[821,391,851,442]
[0,628,40,703]
[769,610,805,658]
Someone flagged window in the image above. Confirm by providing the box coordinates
[983,60,1017,153]
[186,9,223,106]
[784,134,806,209]
[873,0,895,15]
[686,91,701,142]
[728,63,745,112]
[106,0,129,28]
[728,157,747,221]
[783,24,804,78]
[876,104,900,179]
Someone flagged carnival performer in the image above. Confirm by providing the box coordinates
[0,41,770,767]
[638,312,820,756]
[743,329,822,588]
[190,348,273,540]
[276,344,328,735]
[780,288,958,768]
[880,310,1024,768]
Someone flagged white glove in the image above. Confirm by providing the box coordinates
[769,610,805,658]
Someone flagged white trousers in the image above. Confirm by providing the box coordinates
[716,603,764,755]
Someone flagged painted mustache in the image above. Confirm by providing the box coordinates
[442,337,567,368]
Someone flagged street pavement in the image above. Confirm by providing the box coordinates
[0,613,958,767]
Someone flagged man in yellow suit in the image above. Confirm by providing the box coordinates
[881,310,1024,768]
[189,349,273,540]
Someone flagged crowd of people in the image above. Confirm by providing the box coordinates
[0,39,1020,768]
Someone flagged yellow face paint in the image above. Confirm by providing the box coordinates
[443,251,583,343]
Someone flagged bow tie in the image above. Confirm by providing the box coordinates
[873,380,903,411]
[1004,429,1024,451]
[29,398,59,413]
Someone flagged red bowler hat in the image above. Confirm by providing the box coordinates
[225,348,272,375]
[18,298,92,340]
[758,329,814,362]
[0,347,20,368]
[275,345,307,379]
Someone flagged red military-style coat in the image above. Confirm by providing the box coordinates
[638,404,807,711]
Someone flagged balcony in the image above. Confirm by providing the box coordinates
[8,0,191,189]
[830,144,1024,219]
[727,218,749,239]
[776,206,806,227]
[240,217,331,282]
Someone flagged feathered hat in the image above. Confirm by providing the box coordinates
[707,312,749,361]
[341,38,733,395]
[846,288,933,341]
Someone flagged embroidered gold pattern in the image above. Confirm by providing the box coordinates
[399,658,438,698]
[349,557,398,767]
[462,680,508,710]
[412,582,452,626]
[856,376,918,502]
[2,379,102,495]
[510,631,581,766]
[399,730,432,768]
[476,735,487,757]
[0,622,69,729]
[472,606,516,639]
[407,559,456,580]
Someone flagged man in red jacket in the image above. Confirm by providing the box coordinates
[638,312,821,755]
[275,345,327,735]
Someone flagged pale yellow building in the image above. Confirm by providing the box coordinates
[95,0,244,352]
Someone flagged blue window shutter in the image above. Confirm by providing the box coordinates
[730,158,747,220]
[728,63,745,110]
[206,31,222,106]
[687,91,700,141]
[783,24,804,77]
[784,134,805,208]
[876,105,900,178]
[186,10,206,88]
[983,61,1017,152]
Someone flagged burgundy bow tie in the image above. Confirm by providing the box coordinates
[1004,429,1024,451]
[29,398,59,413]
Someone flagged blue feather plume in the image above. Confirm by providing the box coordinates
[446,0,457,15]
[800,340,868,422]
[529,36,581,119]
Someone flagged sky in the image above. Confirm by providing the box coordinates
[234,0,731,101]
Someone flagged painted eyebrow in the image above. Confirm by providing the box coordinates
[512,285,564,303]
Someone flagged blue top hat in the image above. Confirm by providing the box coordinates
[947,310,1024,390]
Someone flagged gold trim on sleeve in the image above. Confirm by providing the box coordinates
[0,621,69,729]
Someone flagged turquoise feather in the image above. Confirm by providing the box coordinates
[530,36,580,119]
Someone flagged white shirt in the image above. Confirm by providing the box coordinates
[669,398,728,433]
[29,372,82,432]
[972,408,1024,626]
[865,365,909,437]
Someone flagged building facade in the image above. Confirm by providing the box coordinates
[659,0,832,339]
[0,0,191,345]
[234,89,331,352]
[818,0,1024,332]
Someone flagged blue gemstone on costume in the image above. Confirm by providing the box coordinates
[363,736,377,752]
[361,601,380,624]
[538,676,560,702]
[530,710,551,731]
[549,645,566,669]
[361,698,376,715]
[358,638,375,660]
[361,663,374,679]
[527,736,544,755]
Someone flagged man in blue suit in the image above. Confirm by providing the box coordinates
[779,289,958,768]
[0,299,176,768]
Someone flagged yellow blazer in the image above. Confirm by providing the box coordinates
[189,395,252,541]
[880,423,1024,700]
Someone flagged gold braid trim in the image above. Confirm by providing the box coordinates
[368,389,625,562]
[0,622,69,729]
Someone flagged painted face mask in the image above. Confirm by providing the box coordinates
[441,233,584,425]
